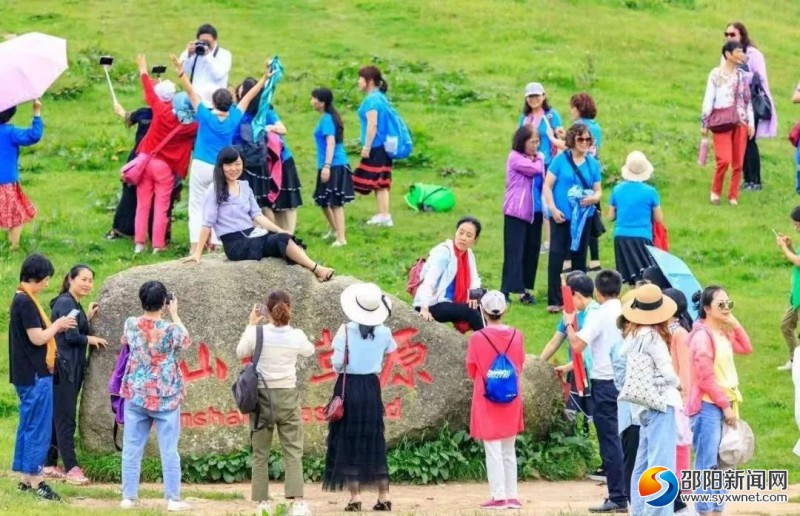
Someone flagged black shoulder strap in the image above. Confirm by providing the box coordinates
[504,329,517,354]
[254,325,264,364]
[479,330,501,355]
[565,150,592,191]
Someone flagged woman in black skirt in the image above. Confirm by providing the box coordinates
[182,146,334,282]
[324,283,396,511]
[608,151,662,285]
[311,88,355,247]
[354,66,394,228]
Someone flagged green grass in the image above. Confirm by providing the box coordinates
[2,0,800,513]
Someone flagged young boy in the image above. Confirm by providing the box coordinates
[539,272,597,434]
[564,270,627,513]
[776,205,800,371]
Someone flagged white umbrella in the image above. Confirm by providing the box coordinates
[0,32,68,111]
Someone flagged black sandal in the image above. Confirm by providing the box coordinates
[373,500,392,511]
[344,501,362,512]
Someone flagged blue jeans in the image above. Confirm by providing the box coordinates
[13,375,53,475]
[121,400,182,501]
[631,406,676,516]
[692,402,724,514]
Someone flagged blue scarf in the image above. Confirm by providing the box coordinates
[567,185,596,251]
[252,56,285,140]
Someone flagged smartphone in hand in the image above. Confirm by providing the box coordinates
[67,308,80,319]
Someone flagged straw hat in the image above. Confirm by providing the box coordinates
[621,151,654,182]
[622,284,677,325]
[340,283,392,326]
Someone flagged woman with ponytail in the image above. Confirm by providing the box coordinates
[237,291,314,516]
[687,285,751,515]
[44,264,107,485]
[311,88,355,247]
[354,65,394,227]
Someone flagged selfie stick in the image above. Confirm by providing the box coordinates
[102,65,118,105]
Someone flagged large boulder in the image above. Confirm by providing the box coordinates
[80,257,562,456]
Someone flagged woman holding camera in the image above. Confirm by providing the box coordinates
[119,281,192,511]
[413,216,484,332]
[237,291,314,516]
[170,54,267,253]
[44,264,107,486]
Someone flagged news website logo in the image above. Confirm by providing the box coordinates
[639,466,679,507]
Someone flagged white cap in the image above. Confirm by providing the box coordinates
[480,290,508,316]
[524,82,545,97]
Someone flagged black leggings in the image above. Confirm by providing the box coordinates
[501,213,543,294]
[419,302,484,332]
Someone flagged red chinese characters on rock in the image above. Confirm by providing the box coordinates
[178,342,249,383]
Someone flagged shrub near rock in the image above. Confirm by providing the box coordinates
[80,257,563,456]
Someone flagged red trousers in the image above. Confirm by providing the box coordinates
[135,158,174,249]
[711,123,747,200]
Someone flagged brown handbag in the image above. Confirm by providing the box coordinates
[324,326,349,422]
[707,71,740,134]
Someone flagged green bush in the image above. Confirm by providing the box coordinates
[80,423,594,485]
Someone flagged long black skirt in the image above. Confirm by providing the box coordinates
[614,236,655,285]
[244,156,303,211]
[322,374,389,491]
[314,165,356,208]
[353,146,393,194]
[219,228,303,263]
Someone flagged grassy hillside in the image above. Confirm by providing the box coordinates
[1,0,800,512]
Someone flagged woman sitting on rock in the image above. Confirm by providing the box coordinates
[323,283,397,512]
[413,216,484,332]
[183,146,335,282]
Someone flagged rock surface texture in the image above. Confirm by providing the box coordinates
[80,257,562,456]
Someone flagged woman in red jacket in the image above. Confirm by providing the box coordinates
[466,291,525,511]
[687,285,752,515]
[132,54,198,254]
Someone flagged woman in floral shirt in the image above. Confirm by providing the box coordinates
[119,281,192,512]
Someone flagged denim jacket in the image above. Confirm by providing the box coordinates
[412,239,480,309]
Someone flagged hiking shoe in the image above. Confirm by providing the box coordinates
[65,466,90,485]
[120,499,136,509]
[588,498,627,513]
[167,499,191,512]
[43,466,65,479]
[34,482,62,502]
[291,501,312,516]
[479,499,507,510]
[777,360,794,372]
[506,499,523,509]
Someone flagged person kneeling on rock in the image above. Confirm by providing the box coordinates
[183,146,335,283]
[236,290,314,516]
[465,291,526,511]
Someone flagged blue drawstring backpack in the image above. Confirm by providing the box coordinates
[479,330,519,404]
[378,94,413,160]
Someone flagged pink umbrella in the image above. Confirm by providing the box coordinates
[0,32,68,111]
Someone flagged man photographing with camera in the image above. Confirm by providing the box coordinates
[178,23,231,106]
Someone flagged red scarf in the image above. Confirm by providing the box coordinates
[453,248,472,334]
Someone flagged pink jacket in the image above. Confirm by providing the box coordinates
[670,326,692,402]
[502,150,544,223]
[685,321,752,416]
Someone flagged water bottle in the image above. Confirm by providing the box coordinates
[697,137,708,166]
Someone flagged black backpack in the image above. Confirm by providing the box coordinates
[231,325,273,430]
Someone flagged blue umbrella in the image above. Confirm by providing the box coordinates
[645,245,703,321]
[252,56,284,141]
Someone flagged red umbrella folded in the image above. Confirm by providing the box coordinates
[562,283,588,395]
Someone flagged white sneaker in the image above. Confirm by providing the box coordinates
[134,244,146,254]
[322,230,335,241]
[256,501,272,516]
[120,499,136,509]
[729,199,738,206]
[366,214,383,225]
[375,215,394,227]
[167,499,191,512]
[331,240,347,248]
[777,360,794,372]
[291,501,311,516]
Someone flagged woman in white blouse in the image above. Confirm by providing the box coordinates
[701,40,754,206]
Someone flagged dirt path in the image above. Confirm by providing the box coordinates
[72,480,798,515]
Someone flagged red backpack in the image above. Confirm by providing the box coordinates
[406,258,427,296]
[789,121,800,148]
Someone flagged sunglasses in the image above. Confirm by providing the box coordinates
[576,136,594,143]
[715,300,734,310]
[724,32,737,37]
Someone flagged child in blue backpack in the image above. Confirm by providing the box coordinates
[466,291,525,511]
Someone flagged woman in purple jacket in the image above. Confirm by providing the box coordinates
[501,125,545,303]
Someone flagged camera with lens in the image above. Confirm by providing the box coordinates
[194,40,209,56]
[468,288,487,301]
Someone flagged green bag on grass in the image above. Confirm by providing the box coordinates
[403,183,456,213]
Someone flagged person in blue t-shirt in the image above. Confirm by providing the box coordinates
[173,54,266,253]
[0,100,43,250]
[311,88,355,247]
[609,151,663,285]
[354,66,394,227]
[543,123,602,312]
[518,82,566,256]
[570,92,604,273]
